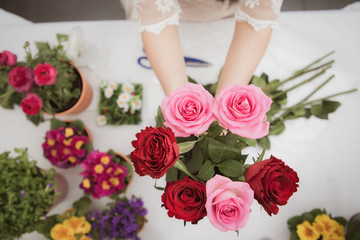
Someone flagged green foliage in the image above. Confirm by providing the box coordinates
[0,148,56,240]
[0,34,83,125]
[98,83,143,125]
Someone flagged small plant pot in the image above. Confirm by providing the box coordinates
[115,151,134,190]
[52,172,68,208]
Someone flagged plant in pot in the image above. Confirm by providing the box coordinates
[88,195,147,240]
[97,81,143,126]
[0,34,92,125]
[0,148,66,240]
[42,118,93,169]
[79,149,133,199]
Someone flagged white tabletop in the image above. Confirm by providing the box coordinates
[1,6,360,240]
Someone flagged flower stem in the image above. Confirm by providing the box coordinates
[174,160,199,181]
[270,66,330,99]
[304,88,358,106]
[276,51,335,88]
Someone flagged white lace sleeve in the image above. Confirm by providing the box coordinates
[135,0,181,34]
[235,0,283,31]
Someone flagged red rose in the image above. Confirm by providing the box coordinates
[8,66,34,93]
[245,155,299,216]
[0,50,17,66]
[34,63,58,86]
[162,176,207,224]
[20,93,43,115]
[130,126,179,179]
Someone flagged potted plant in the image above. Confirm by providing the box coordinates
[79,149,133,199]
[88,195,147,240]
[42,118,93,169]
[0,148,67,240]
[97,81,142,126]
[0,33,92,125]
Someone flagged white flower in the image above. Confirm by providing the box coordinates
[108,81,117,90]
[104,87,114,98]
[122,83,134,93]
[96,115,107,126]
[117,97,130,112]
[155,0,176,13]
[131,99,142,114]
[118,92,132,103]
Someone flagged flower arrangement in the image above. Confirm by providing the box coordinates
[97,81,143,126]
[88,196,147,240]
[0,148,57,239]
[79,149,133,199]
[129,52,357,232]
[287,209,347,240]
[0,34,90,125]
[42,118,93,168]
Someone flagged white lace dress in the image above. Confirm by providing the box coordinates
[121,0,283,33]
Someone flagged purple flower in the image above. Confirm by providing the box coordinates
[20,190,25,197]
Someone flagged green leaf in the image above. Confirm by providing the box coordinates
[155,106,165,128]
[310,100,341,119]
[165,166,179,182]
[56,33,69,44]
[269,120,285,135]
[254,149,265,163]
[72,195,91,217]
[257,136,270,149]
[0,85,18,109]
[69,119,85,130]
[237,136,257,147]
[197,160,215,181]
[178,140,198,154]
[251,75,267,89]
[217,160,243,177]
[208,138,240,163]
[35,42,51,55]
[50,118,66,130]
[174,160,198,180]
[186,145,203,174]
[207,121,224,139]
[35,215,59,238]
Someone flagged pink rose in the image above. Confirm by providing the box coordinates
[205,175,254,232]
[213,84,272,140]
[34,63,58,86]
[161,82,215,137]
[0,50,17,66]
[20,93,43,115]
[8,66,34,92]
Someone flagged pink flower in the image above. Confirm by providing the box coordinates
[0,50,17,66]
[34,63,58,86]
[20,93,43,115]
[205,175,254,232]
[8,66,34,92]
[161,82,215,137]
[213,84,272,140]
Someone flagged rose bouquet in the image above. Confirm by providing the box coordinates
[88,196,147,240]
[79,149,133,199]
[0,34,91,125]
[130,82,300,232]
[97,81,143,126]
[42,118,93,168]
[129,52,357,232]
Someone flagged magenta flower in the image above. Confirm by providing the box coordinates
[20,93,42,115]
[34,63,58,86]
[8,66,34,92]
[0,50,17,66]
[42,127,89,168]
[79,150,129,199]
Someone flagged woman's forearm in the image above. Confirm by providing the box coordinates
[216,21,272,95]
[142,25,188,95]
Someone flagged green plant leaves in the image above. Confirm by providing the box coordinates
[208,138,240,163]
[197,160,215,181]
[217,160,243,177]
[310,100,341,119]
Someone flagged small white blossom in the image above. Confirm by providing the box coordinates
[118,92,132,103]
[122,83,135,94]
[117,98,130,112]
[131,99,142,114]
[108,81,117,90]
[96,115,107,126]
[104,87,114,98]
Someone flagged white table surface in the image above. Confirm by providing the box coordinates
[1,6,360,240]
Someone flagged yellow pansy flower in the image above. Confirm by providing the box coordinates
[296,221,320,240]
[65,128,74,138]
[50,223,73,240]
[94,164,104,174]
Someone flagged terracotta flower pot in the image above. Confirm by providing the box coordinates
[54,63,92,116]
[115,151,134,189]
[52,172,68,208]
